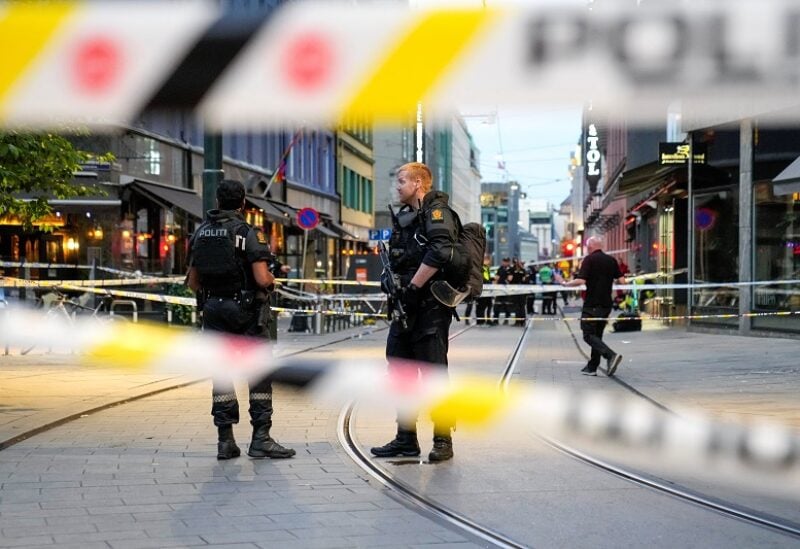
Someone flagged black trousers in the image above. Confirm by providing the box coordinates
[512,295,526,325]
[542,292,557,314]
[203,297,273,428]
[386,299,452,435]
[475,296,493,324]
[526,293,535,315]
[580,306,614,368]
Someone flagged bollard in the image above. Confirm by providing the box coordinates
[166,309,173,325]
[314,310,322,335]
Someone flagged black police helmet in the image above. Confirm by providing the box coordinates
[217,179,246,210]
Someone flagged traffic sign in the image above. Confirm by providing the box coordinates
[368,228,391,241]
[296,207,319,230]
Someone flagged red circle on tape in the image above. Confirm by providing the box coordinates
[282,33,333,92]
[74,37,121,94]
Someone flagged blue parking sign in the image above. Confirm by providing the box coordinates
[369,228,391,241]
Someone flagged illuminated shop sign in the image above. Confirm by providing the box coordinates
[659,142,708,165]
[585,123,601,190]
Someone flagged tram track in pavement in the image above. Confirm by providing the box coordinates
[555,306,800,540]
[0,323,390,452]
[339,320,531,549]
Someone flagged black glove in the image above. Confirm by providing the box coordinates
[400,283,421,314]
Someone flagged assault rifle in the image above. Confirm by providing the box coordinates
[378,240,408,330]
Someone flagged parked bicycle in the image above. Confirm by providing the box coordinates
[20,290,127,355]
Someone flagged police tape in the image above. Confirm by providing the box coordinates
[5,276,797,297]
[5,278,800,323]
[274,278,380,287]
[4,1,800,128]
[1,276,182,289]
[0,305,797,497]
[0,260,179,279]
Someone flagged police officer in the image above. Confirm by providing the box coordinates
[187,179,295,460]
[510,257,527,326]
[475,254,494,325]
[493,257,512,325]
[370,162,460,462]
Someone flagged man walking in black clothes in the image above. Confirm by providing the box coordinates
[562,236,626,376]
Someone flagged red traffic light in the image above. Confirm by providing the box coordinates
[562,241,575,257]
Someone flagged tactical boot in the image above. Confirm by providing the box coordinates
[428,436,454,462]
[217,425,241,460]
[370,429,420,457]
[247,424,296,459]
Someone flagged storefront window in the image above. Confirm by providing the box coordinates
[752,183,800,333]
[692,188,739,326]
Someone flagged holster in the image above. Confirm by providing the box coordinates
[256,300,272,337]
[196,291,206,312]
[239,289,256,310]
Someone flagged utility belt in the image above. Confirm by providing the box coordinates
[204,288,263,310]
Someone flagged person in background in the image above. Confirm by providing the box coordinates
[493,257,513,325]
[562,236,626,377]
[510,257,528,327]
[475,254,494,325]
[538,263,555,314]
[525,262,538,317]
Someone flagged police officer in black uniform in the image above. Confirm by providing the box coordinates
[187,179,295,460]
[370,162,460,462]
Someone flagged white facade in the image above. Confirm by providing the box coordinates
[450,116,481,222]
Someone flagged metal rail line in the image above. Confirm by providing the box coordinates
[339,321,531,549]
[556,308,800,540]
[0,325,388,452]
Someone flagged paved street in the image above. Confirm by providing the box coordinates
[1,309,799,548]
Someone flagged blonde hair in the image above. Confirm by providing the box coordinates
[398,162,432,193]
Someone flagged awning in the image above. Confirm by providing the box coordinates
[128,180,203,219]
[328,220,358,239]
[617,162,675,196]
[316,224,337,238]
[773,156,800,196]
[245,195,291,223]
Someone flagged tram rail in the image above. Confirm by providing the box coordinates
[0,324,388,452]
[555,308,800,540]
[339,321,531,549]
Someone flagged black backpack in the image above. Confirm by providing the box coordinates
[192,218,249,293]
[442,209,487,299]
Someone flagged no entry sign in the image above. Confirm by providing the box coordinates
[296,207,320,230]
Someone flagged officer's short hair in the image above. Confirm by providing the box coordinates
[217,179,245,210]
[398,162,432,193]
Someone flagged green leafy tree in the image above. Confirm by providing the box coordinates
[0,131,112,231]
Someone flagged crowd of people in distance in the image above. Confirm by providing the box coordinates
[464,256,574,327]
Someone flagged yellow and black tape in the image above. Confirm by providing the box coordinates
[3,1,798,128]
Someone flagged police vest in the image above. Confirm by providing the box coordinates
[193,218,250,294]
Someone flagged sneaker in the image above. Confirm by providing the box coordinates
[580,365,598,376]
[607,354,623,377]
